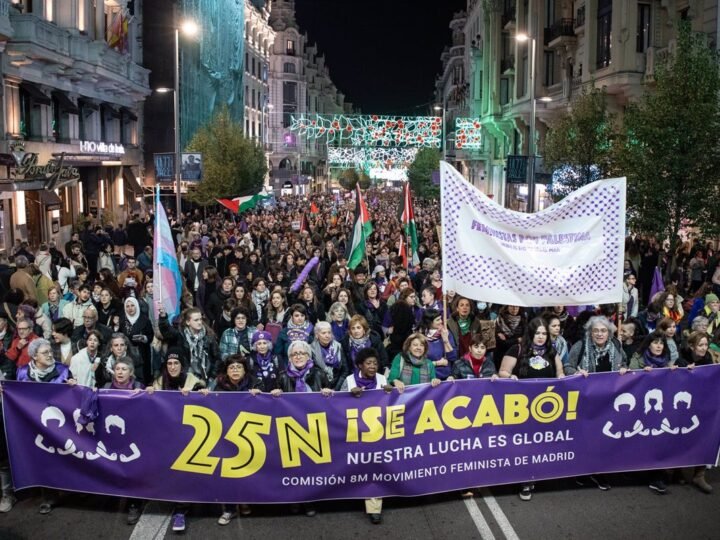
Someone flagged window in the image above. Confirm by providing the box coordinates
[500,78,510,105]
[251,89,256,109]
[283,82,297,104]
[636,3,651,53]
[252,57,256,77]
[543,50,556,86]
[286,39,296,55]
[283,105,296,128]
[283,62,296,74]
[245,119,250,135]
[245,52,249,73]
[453,65,464,85]
[596,0,612,69]
[51,95,61,141]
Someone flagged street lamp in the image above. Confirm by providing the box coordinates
[434,103,446,160]
[171,19,200,220]
[515,32,538,212]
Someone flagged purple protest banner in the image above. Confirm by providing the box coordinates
[3,367,720,504]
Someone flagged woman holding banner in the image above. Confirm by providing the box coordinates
[498,318,565,501]
[387,333,441,392]
[565,316,627,376]
[418,309,457,381]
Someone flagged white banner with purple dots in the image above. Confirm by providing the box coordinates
[440,162,626,307]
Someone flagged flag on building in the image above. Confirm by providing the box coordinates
[153,186,182,322]
[345,184,372,269]
[217,192,272,214]
[107,9,129,54]
[440,161,627,307]
[399,182,420,267]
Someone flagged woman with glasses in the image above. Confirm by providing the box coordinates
[566,316,627,375]
[274,304,314,369]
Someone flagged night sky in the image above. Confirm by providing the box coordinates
[294,0,467,115]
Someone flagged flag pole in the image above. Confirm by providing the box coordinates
[154,185,163,311]
[440,165,448,330]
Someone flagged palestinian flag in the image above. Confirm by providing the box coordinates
[217,192,272,214]
[399,182,420,267]
[345,184,372,270]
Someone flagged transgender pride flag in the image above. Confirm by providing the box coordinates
[153,187,182,322]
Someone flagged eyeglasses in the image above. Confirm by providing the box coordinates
[592,328,609,335]
[36,349,53,356]
[17,326,31,331]
[290,351,309,358]
[227,364,245,371]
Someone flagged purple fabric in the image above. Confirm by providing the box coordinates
[643,350,667,368]
[3,368,720,504]
[650,266,665,301]
[286,360,314,393]
[353,369,378,391]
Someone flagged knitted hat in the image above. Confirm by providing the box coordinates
[372,265,385,278]
[165,347,187,367]
[251,330,272,346]
[706,293,720,304]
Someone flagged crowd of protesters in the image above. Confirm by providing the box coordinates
[0,190,717,531]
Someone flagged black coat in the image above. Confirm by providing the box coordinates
[158,314,221,382]
[340,331,389,371]
[277,365,330,393]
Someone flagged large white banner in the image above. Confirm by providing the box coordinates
[440,162,626,307]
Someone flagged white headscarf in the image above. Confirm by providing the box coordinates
[124,297,141,326]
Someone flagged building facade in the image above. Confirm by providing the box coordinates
[0,0,150,252]
[267,0,351,195]
[243,0,275,149]
[448,0,719,210]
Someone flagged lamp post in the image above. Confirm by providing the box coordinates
[515,32,537,213]
[434,103,446,160]
[159,20,199,221]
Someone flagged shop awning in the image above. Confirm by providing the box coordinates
[121,107,138,121]
[122,169,143,193]
[52,91,79,114]
[39,189,62,211]
[20,82,51,106]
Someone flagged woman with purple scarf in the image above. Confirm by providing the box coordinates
[341,315,389,372]
[340,347,393,524]
[274,340,331,517]
[418,309,457,380]
[249,330,279,392]
[310,322,348,390]
[102,357,144,390]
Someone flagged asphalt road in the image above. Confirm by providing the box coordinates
[0,469,717,539]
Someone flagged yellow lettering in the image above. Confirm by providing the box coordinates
[171,405,222,475]
[346,408,359,443]
[360,406,384,443]
[441,396,472,430]
[414,400,444,434]
[276,413,331,468]
[221,412,272,478]
[504,393,530,424]
[386,405,405,439]
[472,394,503,426]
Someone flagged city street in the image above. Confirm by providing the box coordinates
[1,469,717,539]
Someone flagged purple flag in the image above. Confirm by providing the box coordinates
[3,367,720,504]
[649,266,665,302]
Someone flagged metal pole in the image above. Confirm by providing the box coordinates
[528,37,536,213]
[442,103,447,161]
[174,27,182,221]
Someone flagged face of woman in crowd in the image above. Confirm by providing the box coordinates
[349,322,365,339]
[186,312,204,333]
[330,308,344,323]
[255,339,270,355]
[533,325,548,346]
[591,325,610,347]
[663,323,676,338]
[86,334,100,353]
[302,288,314,302]
[619,323,636,343]
[359,356,379,378]
[317,327,332,346]
[201,270,209,280]
[125,301,137,317]
[234,286,245,300]
[114,363,132,384]
[405,292,417,306]
[286,254,295,266]
[648,338,665,356]
[331,274,342,287]
[291,311,306,325]
[222,279,234,293]
[470,342,487,359]
[255,281,267,293]
[289,347,310,369]
[111,338,127,357]
[547,319,561,338]
[227,361,245,383]
[167,358,182,378]
[694,321,708,334]
[234,312,247,330]
[366,285,378,299]
[664,295,675,308]
[421,290,434,305]
[457,299,471,318]
[34,344,54,368]
[100,290,111,305]
[338,291,349,304]
[432,316,443,330]
[508,306,520,316]
[692,336,709,358]
[48,288,59,303]
[409,338,425,358]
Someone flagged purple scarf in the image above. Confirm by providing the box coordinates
[320,342,341,368]
[354,369,377,391]
[643,349,667,368]
[111,377,138,390]
[287,360,314,392]
[254,351,274,375]
[331,320,348,341]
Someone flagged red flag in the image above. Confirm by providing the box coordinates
[217,199,240,213]
[398,235,408,269]
[310,202,319,214]
[299,213,309,234]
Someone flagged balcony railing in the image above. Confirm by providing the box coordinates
[544,18,575,46]
[575,5,586,28]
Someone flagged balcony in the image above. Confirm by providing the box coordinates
[501,2,516,30]
[545,19,576,48]
[500,56,515,74]
[5,13,150,103]
[0,0,13,42]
